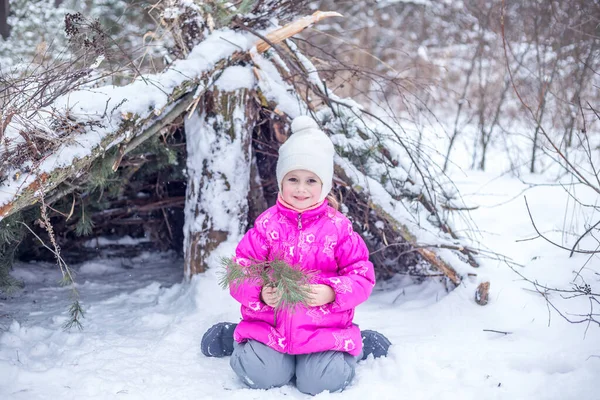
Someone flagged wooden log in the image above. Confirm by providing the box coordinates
[182,88,259,278]
[475,281,490,305]
[0,88,197,221]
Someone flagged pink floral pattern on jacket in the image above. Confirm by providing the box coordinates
[230,199,375,356]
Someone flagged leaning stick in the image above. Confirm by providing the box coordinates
[255,11,343,53]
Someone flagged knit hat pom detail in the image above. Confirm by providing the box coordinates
[291,115,320,135]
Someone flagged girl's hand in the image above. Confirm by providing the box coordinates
[307,284,336,307]
[261,285,281,308]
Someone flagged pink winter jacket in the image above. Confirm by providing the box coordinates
[230,199,375,357]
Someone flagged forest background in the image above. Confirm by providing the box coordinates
[0,1,599,398]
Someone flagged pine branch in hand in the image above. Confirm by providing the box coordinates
[269,259,313,311]
[218,257,250,289]
[219,257,313,312]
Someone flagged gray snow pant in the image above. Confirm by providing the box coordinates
[230,340,359,395]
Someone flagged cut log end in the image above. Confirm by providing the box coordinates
[0,202,13,218]
[256,11,343,53]
[475,281,490,305]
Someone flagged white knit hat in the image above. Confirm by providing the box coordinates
[276,116,335,203]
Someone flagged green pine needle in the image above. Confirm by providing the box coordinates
[74,205,94,237]
[219,256,314,312]
[62,299,85,331]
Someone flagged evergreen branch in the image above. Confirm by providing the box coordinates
[218,257,263,289]
[219,256,314,312]
[74,201,94,237]
[270,259,313,310]
[62,297,85,331]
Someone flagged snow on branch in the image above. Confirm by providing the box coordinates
[0,10,344,222]
[0,28,253,219]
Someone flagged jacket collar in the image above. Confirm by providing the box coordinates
[276,196,329,224]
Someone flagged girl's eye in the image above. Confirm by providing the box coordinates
[288,177,298,182]
[307,179,318,184]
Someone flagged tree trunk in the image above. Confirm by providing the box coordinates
[0,0,9,39]
[565,41,596,148]
[183,88,259,278]
[478,45,530,171]
[443,39,482,172]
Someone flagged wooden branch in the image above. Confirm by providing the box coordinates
[404,238,461,286]
[369,242,480,257]
[0,97,191,220]
[382,207,461,285]
[483,329,511,335]
[441,204,480,212]
[112,91,196,170]
[334,164,461,286]
[92,197,185,218]
[255,11,343,53]
[0,55,250,221]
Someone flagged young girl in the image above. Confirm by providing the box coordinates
[201,116,391,395]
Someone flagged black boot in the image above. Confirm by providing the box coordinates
[360,330,391,361]
[201,322,238,357]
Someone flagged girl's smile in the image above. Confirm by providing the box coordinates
[281,170,323,209]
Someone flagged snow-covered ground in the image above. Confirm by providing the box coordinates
[1,170,599,400]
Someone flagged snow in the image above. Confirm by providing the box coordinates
[214,66,256,92]
[252,52,307,118]
[1,172,599,399]
[83,235,151,248]
[183,99,253,258]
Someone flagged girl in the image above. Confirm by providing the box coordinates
[202,116,391,395]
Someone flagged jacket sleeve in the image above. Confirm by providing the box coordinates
[323,218,375,312]
[229,226,270,309]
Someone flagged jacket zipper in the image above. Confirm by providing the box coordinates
[297,213,302,230]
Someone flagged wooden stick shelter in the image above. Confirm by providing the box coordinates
[0,9,480,295]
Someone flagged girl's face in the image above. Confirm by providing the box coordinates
[281,170,323,210]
